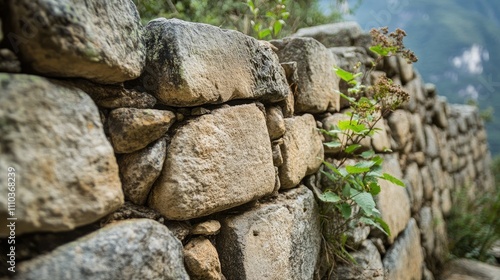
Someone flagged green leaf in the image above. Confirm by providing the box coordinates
[350,189,376,216]
[338,92,356,103]
[359,216,391,236]
[320,170,338,182]
[346,165,370,174]
[333,67,355,82]
[324,141,342,148]
[247,0,255,10]
[369,182,381,195]
[342,184,351,197]
[323,161,340,174]
[258,29,271,39]
[354,161,376,169]
[345,144,362,154]
[273,20,284,36]
[360,150,375,159]
[369,45,398,57]
[339,203,352,219]
[319,191,341,203]
[281,11,290,19]
[381,173,405,187]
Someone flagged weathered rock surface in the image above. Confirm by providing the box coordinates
[0,74,123,236]
[107,108,176,153]
[440,259,500,280]
[387,109,412,151]
[184,237,222,280]
[279,114,324,189]
[217,186,321,280]
[417,206,435,258]
[266,106,286,140]
[383,219,424,280]
[5,0,145,84]
[13,219,188,280]
[149,104,275,220]
[65,79,156,109]
[117,138,167,205]
[404,162,424,213]
[271,37,340,113]
[335,240,384,280]
[141,18,288,107]
[293,21,367,48]
[375,154,411,243]
[191,220,221,236]
[0,48,21,73]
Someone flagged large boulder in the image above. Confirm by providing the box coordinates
[141,18,288,107]
[5,0,145,84]
[279,114,324,189]
[13,219,189,280]
[383,219,424,280]
[293,22,370,48]
[217,186,321,280]
[0,74,123,236]
[271,37,340,113]
[149,104,275,220]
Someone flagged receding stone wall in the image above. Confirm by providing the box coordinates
[0,1,494,279]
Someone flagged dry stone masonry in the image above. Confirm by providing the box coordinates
[0,1,495,279]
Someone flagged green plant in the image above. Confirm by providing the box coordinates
[447,182,500,263]
[246,0,289,39]
[312,28,417,267]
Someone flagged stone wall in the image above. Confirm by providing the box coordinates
[0,1,494,279]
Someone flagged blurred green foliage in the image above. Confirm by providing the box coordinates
[132,0,348,37]
[447,156,500,263]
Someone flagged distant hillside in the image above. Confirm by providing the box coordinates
[339,0,500,155]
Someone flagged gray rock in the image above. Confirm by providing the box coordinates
[271,37,340,113]
[184,237,222,280]
[417,206,435,258]
[5,0,145,84]
[371,116,391,152]
[398,55,414,84]
[383,218,424,280]
[141,18,288,107]
[293,21,365,48]
[440,259,500,280]
[404,162,424,213]
[375,154,411,244]
[266,106,286,140]
[424,125,440,158]
[107,108,176,154]
[64,79,156,109]
[387,109,411,150]
[149,104,275,220]
[433,97,449,128]
[410,113,426,152]
[191,220,221,236]
[0,74,123,236]
[440,188,452,217]
[279,114,324,189]
[403,77,425,112]
[217,186,321,280]
[117,138,167,205]
[420,166,434,200]
[335,240,384,280]
[14,219,188,280]
[0,48,21,72]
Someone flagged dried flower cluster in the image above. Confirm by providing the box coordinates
[370,27,418,63]
[369,75,410,112]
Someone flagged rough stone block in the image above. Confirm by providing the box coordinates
[279,114,324,189]
[117,138,167,205]
[336,240,384,280]
[141,18,288,107]
[14,219,188,279]
[0,74,123,236]
[107,108,176,154]
[376,154,411,244]
[5,0,145,84]
[271,37,340,113]
[383,218,424,280]
[149,104,275,220]
[184,237,222,280]
[404,162,424,213]
[293,21,365,48]
[217,186,321,280]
